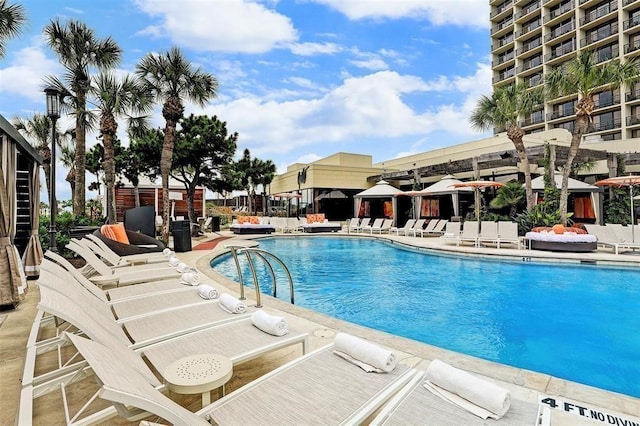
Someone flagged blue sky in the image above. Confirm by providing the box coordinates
[0,0,492,200]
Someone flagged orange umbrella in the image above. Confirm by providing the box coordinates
[450,181,506,220]
[594,175,640,242]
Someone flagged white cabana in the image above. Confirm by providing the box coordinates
[419,175,474,218]
[354,180,399,223]
[530,173,602,224]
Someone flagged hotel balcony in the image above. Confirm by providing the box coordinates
[544,43,575,63]
[579,1,618,29]
[626,115,640,126]
[626,88,640,103]
[543,1,574,24]
[581,23,618,48]
[515,2,541,22]
[545,21,575,42]
[546,108,575,121]
[587,119,621,133]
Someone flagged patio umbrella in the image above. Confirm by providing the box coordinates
[594,175,640,243]
[450,181,506,220]
[273,192,301,217]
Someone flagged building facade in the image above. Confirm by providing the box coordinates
[490,0,640,150]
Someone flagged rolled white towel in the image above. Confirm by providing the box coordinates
[333,332,396,373]
[251,309,288,336]
[168,256,180,267]
[162,248,171,256]
[218,293,247,314]
[176,262,190,273]
[180,272,200,286]
[424,359,511,420]
[198,284,219,299]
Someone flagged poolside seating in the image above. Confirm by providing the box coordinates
[53,333,414,425]
[361,218,384,233]
[370,218,394,234]
[347,217,362,233]
[585,224,640,254]
[356,217,372,232]
[370,363,550,425]
[92,226,166,257]
[497,221,521,249]
[477,221,499,248]
[457,221,480,246]
[390,218,415,235]
[418,219,448,237]
[440,221,462,243]
[408,218,427,236]
[84,233,168,267]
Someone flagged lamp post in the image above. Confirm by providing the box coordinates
[45,86,61,252]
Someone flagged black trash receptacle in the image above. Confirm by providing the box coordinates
[171,220,192,252]
[211,216,221,232]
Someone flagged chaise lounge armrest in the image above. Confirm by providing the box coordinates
[92,229,165,256]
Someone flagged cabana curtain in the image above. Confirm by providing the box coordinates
[0,166,23,305]
[23,163,42,279]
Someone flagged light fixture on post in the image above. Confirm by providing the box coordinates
[45,86,61,252]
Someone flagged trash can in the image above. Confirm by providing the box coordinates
[211,216,221,232]
[171,220,192,252]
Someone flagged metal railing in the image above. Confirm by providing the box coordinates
[226,245,295,306]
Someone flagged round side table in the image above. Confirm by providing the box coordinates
[163,354,233,407]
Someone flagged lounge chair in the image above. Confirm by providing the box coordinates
[90,228,165,257]
[477,221,499,248]
[584,224,619,252]
[370,369,550,425]
[55,333,414,425]
[356,217,372,232]
[371,218,394,234]
[418,219,448,237]
[347,218,362,233]
[390,219,415,235]
[439,221,462,243]
[497,221,521,249]
[362,218,384,233]
[456,221,480,246]
[84,233,168,266]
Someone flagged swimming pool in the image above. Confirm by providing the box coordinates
[210,236,640,398]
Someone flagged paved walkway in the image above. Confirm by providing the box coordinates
[2,230,639,425]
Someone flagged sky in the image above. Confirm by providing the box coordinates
[0,0,493,201]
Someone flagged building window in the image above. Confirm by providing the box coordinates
[593,89,619,108]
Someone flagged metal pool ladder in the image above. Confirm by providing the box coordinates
[226,245,295,307]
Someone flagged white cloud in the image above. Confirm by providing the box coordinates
[207,62,491,160]
[311,0,489,28]
[134,0,298,53]
[349,57,388,71]
[288,42,343,56]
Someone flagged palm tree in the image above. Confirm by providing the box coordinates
[13,114,53,200]
[136,46,218,244]
[58,138,76,200]
[470,83,543,211]
[44,18,122,217]
[490,181,526,218]
[90,72,152,224]
[546,50,640,224]
[0,0,26,59]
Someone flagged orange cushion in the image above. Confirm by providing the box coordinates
[110,223,130,244]
[551,224,565,234]
[306,214,316,223]
[237,216,248,224]
[101,224,116,241]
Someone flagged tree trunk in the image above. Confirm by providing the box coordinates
[103,132,116,224]
[74,90,87,216]
[187,185,198,236]
[134,185,140,208]
[507,127,534,211]
[66,168,76,203]
[160,124,176,245]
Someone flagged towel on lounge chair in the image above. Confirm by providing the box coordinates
[251,309,288,336]
[333,332,396,373]
[180,272,200,286]
[219,293,247,314]
[423,359,511,420]
[176,262,190,273]
[198,284,219,300]
[168,256,180,267]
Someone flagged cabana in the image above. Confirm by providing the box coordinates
[530,173,602,224]
[419,175,474,220]
[354,180,399,224]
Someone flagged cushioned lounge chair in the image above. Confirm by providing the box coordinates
[477,221,499,248]
[390,219,416,235]
[347,218,362,233]
[56,334,414,425]
[457,221,480,246]
[497,221,521,249]
[91,228,165,256]
[419,219,448,237]
[361,218,384,233]
[83,234,167,267]
[370,370,550,425]
[584,224,619,252]
[371,218,394,234]
[439,221,462,243]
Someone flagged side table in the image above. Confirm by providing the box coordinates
[163,353,233,407]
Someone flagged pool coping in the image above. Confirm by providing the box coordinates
[196,231,640,423]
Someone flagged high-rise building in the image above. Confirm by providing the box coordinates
[490,0,640,149]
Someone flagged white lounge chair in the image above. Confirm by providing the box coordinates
[418,219,448,237]
[53,333,414,426]
[477,221,499,248]
[371,218,394,234]
[370,368,550,425]
[439,221,462,243]
[457,221,480,246]
[497,221,521,249]
[356,217,372,232]
[84,233,167,267]
[361,218,383,233]
[347,218,362,233]
[584,224,619,252]
[390,219,416,235]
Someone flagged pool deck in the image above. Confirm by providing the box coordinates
[2,229,639,425]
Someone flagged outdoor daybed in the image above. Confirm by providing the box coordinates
[301,213,341,233]
[524,226,597,252]
[92,224,165,256]
[230,216,275,234]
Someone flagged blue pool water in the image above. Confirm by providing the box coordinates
[210,236,640,398]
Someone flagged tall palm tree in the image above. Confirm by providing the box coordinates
[13,114,53,200]
[90,72,152,224]
[136,46,218,244]
[470,83,543,211]
[44,18,122,217]
[546,50,640,224]
[0,0,26,59]
[58,138,76,200]
[490,181,526,218]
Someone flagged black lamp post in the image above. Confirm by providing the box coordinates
[45,86,61,252]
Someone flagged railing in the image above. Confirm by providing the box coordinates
[544,0,574,23]
[545,21,575,42]
[626,116,640,126]
[625,40,640,54]
[579,1,617,26]
[623,17,640,30]
[588,119,621,132]
[544,42,575,61]
[547,107,576,120]
[593,93,620,109]
[226,245,295,306]
[581,23,618,46]
[626,89,640,102]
